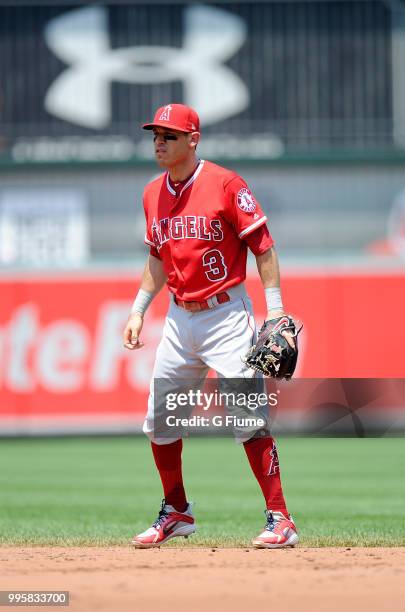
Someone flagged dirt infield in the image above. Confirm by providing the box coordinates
[1,547,405,611]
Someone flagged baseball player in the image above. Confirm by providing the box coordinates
[123,103,299,549]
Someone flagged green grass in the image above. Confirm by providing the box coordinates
[0,436,404,547]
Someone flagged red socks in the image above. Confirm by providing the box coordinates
[151,439,187,512]
[243,436,289,514]
[151,436,288,516]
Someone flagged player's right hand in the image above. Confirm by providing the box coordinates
[123,313,145,350]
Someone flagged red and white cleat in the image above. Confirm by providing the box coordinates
[132,499,196,548]
[252,510,299,549]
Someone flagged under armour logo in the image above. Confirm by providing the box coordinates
[159,105,173,122]
[44,5,249,129]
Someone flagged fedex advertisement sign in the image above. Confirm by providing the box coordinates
[3,301,150,394]
[0,277,168,424]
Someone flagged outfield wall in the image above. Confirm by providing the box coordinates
[1,270,404,435]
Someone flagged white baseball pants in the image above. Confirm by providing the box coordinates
[143,283,267,444]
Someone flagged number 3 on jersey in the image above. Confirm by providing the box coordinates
[202,249,228,282]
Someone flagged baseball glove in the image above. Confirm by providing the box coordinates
[244,315,302,380]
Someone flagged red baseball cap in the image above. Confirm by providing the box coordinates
[142,103,200,133]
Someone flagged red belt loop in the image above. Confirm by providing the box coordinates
[174,291,230,312]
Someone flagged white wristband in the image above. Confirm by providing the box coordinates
[131,289,154,316]
[265,287,283,312]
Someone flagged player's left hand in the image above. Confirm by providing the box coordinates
[266,309,296,349]
[244,313,302,379]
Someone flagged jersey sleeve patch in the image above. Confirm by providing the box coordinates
[237,188,256,214]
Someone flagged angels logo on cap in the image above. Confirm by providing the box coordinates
[159,105,173,121]
[237,188,256,213]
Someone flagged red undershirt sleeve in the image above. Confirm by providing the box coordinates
[149,246,161,259]
[243,224,274,255]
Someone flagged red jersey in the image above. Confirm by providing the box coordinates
[143,160,274,301]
